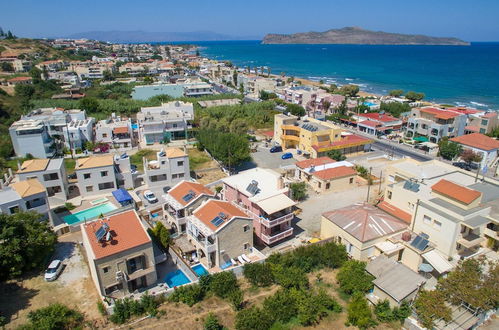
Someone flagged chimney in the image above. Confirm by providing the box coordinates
[277,175,285,190]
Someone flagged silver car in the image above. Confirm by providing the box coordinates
[44,260,63,281]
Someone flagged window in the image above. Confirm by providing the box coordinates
[481,119,488,126]
[423,215,432,224]
[243,243,249,250]
[172,174,178,179]
[178,173,184,178]
[434,220,442,230]
[326,182,331,190]
[43,173,59,181]
[318,182,321,188]
[86,186,93,192]
[150,174,167,182]
[480,128,486,134]
[177,161,184,166]
[83,173,91,179]
[243,225,249,232]
[101,171,108,177]
[103,266,109,273]
[102,133,107,138]
[98,182,115,190]
[387,191,392,199]
[349,178,354,184]
[9,206,20,214]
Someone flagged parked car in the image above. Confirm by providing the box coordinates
[281,152,293,160]
[44,260,63,281]
[144,190,158,203]
[270,146,282,153]
[452,162,472,171]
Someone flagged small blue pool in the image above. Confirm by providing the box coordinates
[192,264,208,277]
[63,202,118,225]
[363,101,377,107]
[164,269,191,287]
[131,124,138,130]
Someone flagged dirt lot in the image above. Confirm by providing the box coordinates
[188,148,227,185]
[0,234,104,328]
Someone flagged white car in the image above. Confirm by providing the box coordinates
[44,260,63,281]
[144,190,158,203]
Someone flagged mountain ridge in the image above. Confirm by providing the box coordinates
[262,27,469,45]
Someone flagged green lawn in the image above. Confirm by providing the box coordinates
[188,148,212,170]
[130,149,156,172]
[64,158,76,175]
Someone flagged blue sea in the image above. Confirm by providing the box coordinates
[195,40,499,109]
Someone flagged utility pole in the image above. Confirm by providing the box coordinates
[378,170,383,193]
[366,166,372,202]
[474,163,480,183]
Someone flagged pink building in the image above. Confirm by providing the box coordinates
[221,168,296,245]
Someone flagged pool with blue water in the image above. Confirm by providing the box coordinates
[192,264,209,277]
[164,269,191,288]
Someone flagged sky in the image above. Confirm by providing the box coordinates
[1,0,498,41]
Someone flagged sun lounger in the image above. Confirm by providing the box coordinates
[242,254,251,263]
[231,258,237,265]
[237,255,246,264]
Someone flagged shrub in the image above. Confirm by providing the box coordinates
[204,313,224,330]
[243,263,274,287]
[210,271,238,299]
[235,306,273,330]
[97,300,107,316]
[168,283,205,307]
[109,293,159,324]
[337,260,374,295]
[346,293,377,329]
[64,202,76,210]
[20,303,84,330]
[262,289,298,323]
[272,265,309,289]
[374,300,395,323]
[229,289,244,311]
[289,182,307,201]
[393,301,411,322]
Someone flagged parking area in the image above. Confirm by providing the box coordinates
[238,145,297,171]
[135,186,169,212]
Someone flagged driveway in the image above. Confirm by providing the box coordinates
[237,145,296,171]
[135,186,167,212]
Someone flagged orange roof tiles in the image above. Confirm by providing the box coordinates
[113,126,129,134]
[17,159,49,173]
[431,179,482,204]
[450,133,499,151]
[312,165,357,181]
[378,201,412,224]
[296,156,335,169]
[83,210,151,260]
[8,76,32,82]
[193,200,249,231]
[169,181,215,206]
[420,107,461,120]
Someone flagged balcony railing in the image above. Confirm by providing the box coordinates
[260,213,294,228]
[260,227,293,245]
[457,233,485,249]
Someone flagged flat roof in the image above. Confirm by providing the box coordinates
[256,194,296,215]
[82,210,151,260]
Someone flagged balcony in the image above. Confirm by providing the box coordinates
[260,212,294,228]
[281,134,300,142]
[261,227,293,245]
[281,125,300,131]
[457,233,485,249]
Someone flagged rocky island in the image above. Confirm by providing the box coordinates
[262,27,469,45]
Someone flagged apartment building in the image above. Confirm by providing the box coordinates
[12,59,31,72]
[164,180,215,234]
[75,155,117,197]
[450,133,499,169]
[0,178,49,218]
[81,210,157,297]
[274,114,372,158]
[17,158,68,203]
[95,115,135,149]
[204,64,236,85]
[320,203,408,261]
[36,60,67,72]
[238,74,277,96]
[465,111,499,135]
[72,62,115,80]
[183,82,213,97]
[405,107,467,143]
[132,80,212,100]
[294,157,357,193]
[9,119,55,158]
[222,168,296,245]
[143,148,190,189]
[354,112,403,136]
[137,101,193,144]
[278,86,329,108]
[186,200,253,269]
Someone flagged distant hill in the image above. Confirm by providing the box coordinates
[66,30,258,43]
[262,27,469,45]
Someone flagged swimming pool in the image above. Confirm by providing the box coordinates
[63,202,118,225]
[363,101,378,107]
[164,269,191,287]
[192,264,209,277]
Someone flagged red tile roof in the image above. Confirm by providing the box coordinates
[83,210,151,260]
[8,76,32,82]
[169,181,215,207]
[193,200,249,231]
[445,107,483,115]
[378,201,412,224]
[481,112,498,118]
[358,120,382,128]
[464,126,479,132]
[113,126,129,134]
[313,165,357,180]
[359,112,399,123]
[431,179,482,204]
[450,133,499,151]
[296,156,335,169]
[420,107,461,120]
[262,130,274,137]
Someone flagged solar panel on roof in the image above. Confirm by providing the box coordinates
[246,180,259,195]
[417,239,429,251]
[95,223,109,242]
[211,216,224,227]
[219,212,227,219]
[420,233,429,239]
[403,181,420,192]
[182,190,196,202]
[410,235,422,248]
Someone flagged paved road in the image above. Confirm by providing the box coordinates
[371,140,433,162]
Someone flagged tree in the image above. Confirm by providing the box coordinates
[336,98,348,115]
[289,182,307,201]
[78,97,100,113]
[204,313,224,330]
[272,265,309,289]
[262,289,297,323]
[339,84,360,97]
[322,100,331,113]
[229,118,248,134]
[374,300,395,323]
[326,150,346,161]
[6,30,16,40]
[337,260,374,295]
[29,67,43,83]
[414,290,452,329]
[286,103,305,117]
[0,212,57,280]
[405,91,425,102]
[438,137,462,160]
[243,262,274,287]
[15,84,35,99]
[346,293,377,329]
[389,89,404,97]
[379,102,411,118]
[210,271,238,299]
[102,70,113,81]
[235,306,273,330]
[460,149,482,165]
[152,222,171,249]
[19,304,83,330]
[1,62,13,72]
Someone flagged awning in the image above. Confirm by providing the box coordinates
[413,136,429,142]
[257,194,296,215]
[422,249,453,274]
[112,188,133,204]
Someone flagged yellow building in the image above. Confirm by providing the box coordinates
[273,114,372,158]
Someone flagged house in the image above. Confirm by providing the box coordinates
[163,180,215,234]
[237,74,277,96]
[450,133,499,169]
[131,80,213,100]
[0,178,49,218]
[366,255,426,308]
[354,112,403,136]
[6,76,32,86]
[81,210,157,297]
[75,155,121,197]
[12,59,31,72]
[222,168,296,245]
[36,60,67,72]
[294,157,357,193]
[405,107,467,143]
[143,148,190,189]
[465,111,499,135]
[278,86,328,108]
[17,158,69,204]
[137,101,193,144]
[72,62,115,80]
[320,203,408,260]
[186,200,253,269]
[274,114,372,158]
[95,115,135,150]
